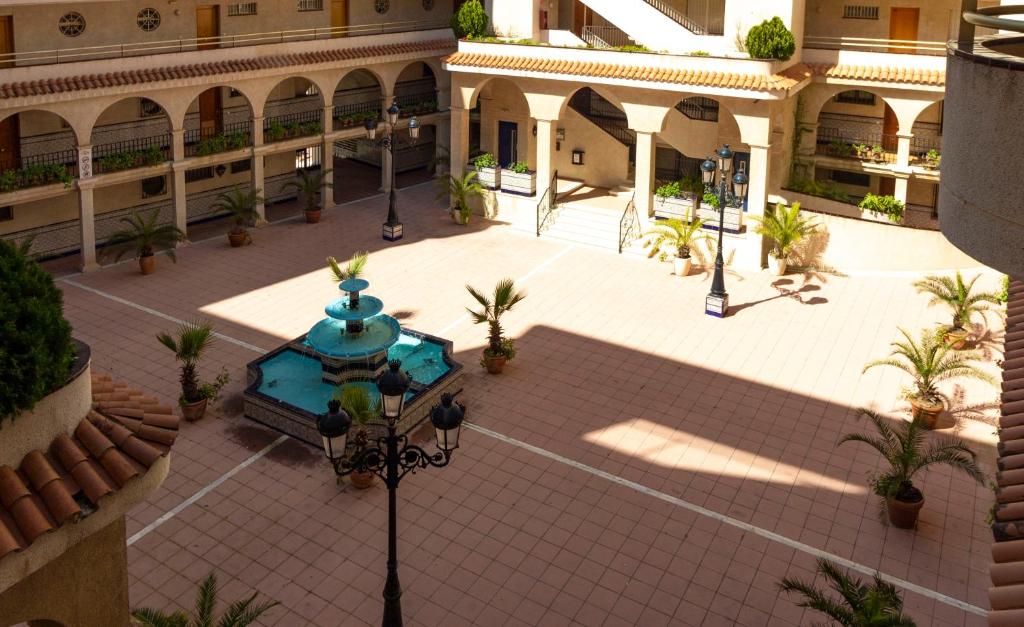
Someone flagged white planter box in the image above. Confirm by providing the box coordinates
[698,202,743,232]
[653,194,697,220]
[860,209,904,225]
[473,165,500,190]
[499,169,536,196]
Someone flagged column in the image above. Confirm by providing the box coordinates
[78,182,98,272]
[633,131,655,221]
[252,154,266,222]
[535,118,557,196]
[896,132,912,169]
[450,106,470,180]
[251,115,264,148]
[893,176,909,205]
[746,144,771,218]
[171,129,188,238]
[323,104,334,134]
[321,135,334,210]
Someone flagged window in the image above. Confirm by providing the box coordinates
[227,3,258,16]
[302,84,320,97]
[295,147,322,169]
[297,0,323,10]
[230,159,251,174]
[843,5,879,20]
[141,176,167,198]
[185,167,214,182]
[58,12,86,37]
[836,90,876,106]
[0,206,12,221]
[830,170,871,187]
[140,99,164,118]
[137,8,161,32]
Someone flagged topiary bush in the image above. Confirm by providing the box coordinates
[451,0,489,39]
[744,17,796,61]
[0,239,74,422]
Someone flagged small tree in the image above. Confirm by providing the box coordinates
[451,0,489,39]
[0,239,74,422]
[749,202,819,261]
[281,169,331,212]
[103,209,186,263]
[436,171,484,225]
[780,558,917,626]
[132,572,277,627]
[467,278,526,366]
[913,271,1000,331]
[744,16,796,60]
[157,321,228,407]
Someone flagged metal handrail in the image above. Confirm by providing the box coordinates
[535,170,559,237]
[0,18,452,66]
[963,5,1024,32]
[803,35,946,55]
[641,0,723,35]
[581,25,634,49]
[619,192,640,254]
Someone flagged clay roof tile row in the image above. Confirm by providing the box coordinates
[0,372,179,563]
[810,63,945,86]
[442,51,808,93]
[991,279,1024,627]
[0,39,455,100]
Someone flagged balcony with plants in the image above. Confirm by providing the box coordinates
[0,153,77,194]
[263,111,324,144]
[184,122,252,158]
[93,136,171,175]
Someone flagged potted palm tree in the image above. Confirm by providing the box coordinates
[913,272,1000,349]
[780,558,916,624]
[436,171,484,225]
[336,384,379,489]
[132,572,277,626]
[643,213,711,277]
[103,209,186,275]
[157,320,230,421]
[282,169,332,224]
[862,327,994,428]
[467,278,526,375]
[327,250,368,283]
[838,409,985,528]
[212,187,265,247]
[749,202,818,275]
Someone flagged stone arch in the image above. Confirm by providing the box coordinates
[88,97,172,173]
[331,68,386,131]
[262,76,326,142]
[392,61,438,115]
[557,83,627,120]
[812,87,905,157]
[180,85,256,154]
[0,109,79,173]
[910,98,943,162]
[472,77,532,168]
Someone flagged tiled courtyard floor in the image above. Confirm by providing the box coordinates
[54,182,1003,625]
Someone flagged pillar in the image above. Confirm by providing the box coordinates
[252,115,264,148]
[633,131,655,222]
[171,129,188,238]
[323,104,334,134]
[321,136,333,210]
[893,176,909,205]
[746,144,771,218]
[252,154,266,222]
[535,118,557,196]
[78,182,98,272]
[896,132,912,169]
[450,106,470,180]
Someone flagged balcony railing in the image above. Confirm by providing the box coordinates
[0,18,452,66]
[911,135,942,170]
[93,135,171,174]
[333,99,382,130]
[816,127,897,164]
[184,121,252,157]
[264,110,324,143]
[0,150,78,193]
[393,80,438,116]
[676,97,719,122]
[581,25,635,49]
[803,35,946,56]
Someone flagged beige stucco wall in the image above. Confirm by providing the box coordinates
[804,0,959,42]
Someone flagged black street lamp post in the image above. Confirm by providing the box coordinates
[317,360,465,627]
[700,144,749,318]
[365,102,421,242]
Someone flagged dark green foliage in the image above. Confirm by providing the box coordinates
[744,17,796,60]
[0,163,74,192]
[451,0,489,39]
[132,572,277,627]
[103,209,186,262]
[780,558,917,626]
[0,239,74,422]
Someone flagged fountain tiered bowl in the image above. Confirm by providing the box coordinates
[244,276,463,446]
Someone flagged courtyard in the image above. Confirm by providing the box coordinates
[54,182,1000,626]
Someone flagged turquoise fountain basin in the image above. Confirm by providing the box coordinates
[304,314,401,358]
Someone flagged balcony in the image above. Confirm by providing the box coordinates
[803,35,947,57]
[264,111,323,144]
[93,136,171,175]
[0,151,77,193]
[184,122,253,158]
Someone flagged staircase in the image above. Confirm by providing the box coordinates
[568,88,636,163]
[538,186,644,253]
[574,0,724,53]
[675,97,720,122]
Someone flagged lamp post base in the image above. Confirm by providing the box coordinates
[705,293,729,318]
[382,222,404,242]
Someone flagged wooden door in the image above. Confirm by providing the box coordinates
[198,88,222,137]
[331,0,348,38]
[0,17,14,69]
[889,8,919,53]
[0,115,20,171]
[196,6,219,50]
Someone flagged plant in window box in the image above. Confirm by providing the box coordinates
[499,160,535,196]
[472,152,500,189]
[851,143,870,160]
[924,149,941,169]
[266,121,287,142]
[466,278,526,375]
[654,181,696,220]
[869,144,885,162]
[697,188,742,232]
[157,320,231,421]
[859,193,904,224]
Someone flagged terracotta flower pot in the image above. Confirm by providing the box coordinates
[180,398,208,422]
[910,396,943,429]
[228,230,248,247]
[304,209,322,224]
[350,470,376,489]
[944,328,969,350]
[484,354,506,375]
[139,255,156,275]
[886,495,924,529]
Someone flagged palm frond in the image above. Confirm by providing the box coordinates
[192,572,218,627]
[217,594,279,627]
[131,607,190,627]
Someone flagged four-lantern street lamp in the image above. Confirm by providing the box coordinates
[317,360,465,627]
[700,144,749,318]
[365,102,421,242]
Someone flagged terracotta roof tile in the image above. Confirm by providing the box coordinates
[991,279,1024,624]
[0,39,455,100]
[0,372,179,565]
[443,51,807,93]
[810,63,945,86]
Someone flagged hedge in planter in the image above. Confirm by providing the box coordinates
[744,17,796,61]
[0,239,74,422]
[859,193,904,223]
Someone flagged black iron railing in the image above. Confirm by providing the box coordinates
[676,97,719,122]
[394,90,438,116]
[0,149,78,192]
[816,127,897,164]
[619,192,640,254]
[264,110,324,142]
[93,135,171,174]
[333,99,382,129]
[536,170,559,236]
[184,121,252,157]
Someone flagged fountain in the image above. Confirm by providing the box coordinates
[243,258,462,445]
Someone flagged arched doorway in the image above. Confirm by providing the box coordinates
[331,69,386,203]
[91,97,171,174]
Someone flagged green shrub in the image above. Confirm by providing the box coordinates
[702,190,720,208]
[656,181,682,199]
[859,193,905,223]
[0,239,74,422]
[690,50,710,57]
[451,0,489,39]
[474,153,497,168]
[788,178,851,203]
[508,161,530,174]
[744,17,796,61]
[0,163,73,192]
[998,274,1010,304]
